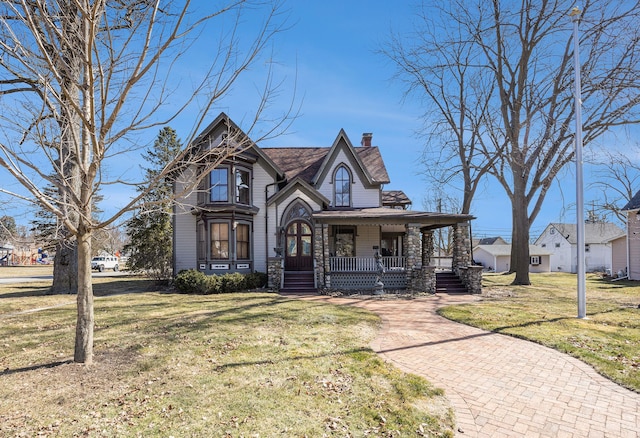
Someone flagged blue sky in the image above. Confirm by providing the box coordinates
[200,0,589,241]
[2,1,618,241]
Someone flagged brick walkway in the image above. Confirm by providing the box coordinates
[302,294,640,438]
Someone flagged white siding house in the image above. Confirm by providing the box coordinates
[534,222,624,273]
[473,244,551,273]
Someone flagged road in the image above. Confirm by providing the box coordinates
[0,271,131,284]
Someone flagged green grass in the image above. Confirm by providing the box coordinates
[0,282,454,437]
[439,272,640,392]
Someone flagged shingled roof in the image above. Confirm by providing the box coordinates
[550,222,625,244]
[622,190,640,211]
[261,146,390,185]
[382,190,412,208]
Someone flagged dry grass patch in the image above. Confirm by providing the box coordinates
[1,284,454,437]
[439,272,640,392]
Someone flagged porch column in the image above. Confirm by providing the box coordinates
[452,221,472,275]
[422,229,434,267]
[404,223,421,289]
[314,223,329,289]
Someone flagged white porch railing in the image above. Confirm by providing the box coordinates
[329,256,406,272]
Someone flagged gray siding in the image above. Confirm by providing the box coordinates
[174,167,198,273]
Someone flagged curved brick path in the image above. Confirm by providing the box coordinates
[302,294,640,437]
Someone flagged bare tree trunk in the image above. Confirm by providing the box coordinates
[74,229,93,364]
[50,239,78,294]
[510,174,531,285]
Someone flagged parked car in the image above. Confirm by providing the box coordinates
[91,255,119,272]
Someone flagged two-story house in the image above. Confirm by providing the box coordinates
[173,113,481,294]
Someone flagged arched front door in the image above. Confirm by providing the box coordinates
[285,220,313,270]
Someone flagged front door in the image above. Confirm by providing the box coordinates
[285,220,313,270]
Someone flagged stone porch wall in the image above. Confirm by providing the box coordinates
[267,257,282,289]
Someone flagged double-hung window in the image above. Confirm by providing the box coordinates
[210,222,229,260]
[210,168,228,202]
[235,168,250,204]
[236,223,250,260]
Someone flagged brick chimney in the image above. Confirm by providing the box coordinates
[361,132,373,147]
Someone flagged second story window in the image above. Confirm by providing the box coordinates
[235,168,250,204]
[335,165,351,207]
[210,168,228,202]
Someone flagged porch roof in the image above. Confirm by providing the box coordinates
[312,207,474,229]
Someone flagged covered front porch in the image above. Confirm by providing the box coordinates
[311,208,482,294]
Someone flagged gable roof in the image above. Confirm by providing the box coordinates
[189,112,283,177]
[549,222,625,244]
[475,244,551,256]
[473,236,508,246]
[267,176,330,207]
[622,190,640,211]
[261,131,390,187]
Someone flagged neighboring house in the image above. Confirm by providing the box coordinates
[534,222,624,273]
[173,113,481,293]
[473,244,551,273]
[472,236,508,247]
[622,190,640,280]
[607,234,628,278]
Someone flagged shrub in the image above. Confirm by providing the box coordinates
[245,272,268,289]
[220,272,245,293]
[174,270,268,294]
[174,269,209,294]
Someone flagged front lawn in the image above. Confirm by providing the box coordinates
[439,272,640,392]
[0,280,455,437]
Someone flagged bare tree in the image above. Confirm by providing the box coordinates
[0,1,294,364]
[588,143,640,223]
[385,0,640,285]
[383,8,497,216]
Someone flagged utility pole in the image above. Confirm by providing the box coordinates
[571,6,587,319]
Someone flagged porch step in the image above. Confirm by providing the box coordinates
[435,271,468,294]
[280,271,317,295]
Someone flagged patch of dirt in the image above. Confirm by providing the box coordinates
[0,349,141,436]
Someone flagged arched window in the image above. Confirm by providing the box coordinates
[334,165,351,207]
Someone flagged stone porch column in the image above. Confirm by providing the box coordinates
[452,222,472,274]
[404,223,421,289]
[314,223,329,289]
[422,229,434,267]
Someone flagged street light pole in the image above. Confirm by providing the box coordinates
[571,6,587,319]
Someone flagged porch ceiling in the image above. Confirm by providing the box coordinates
[313,207,474,229]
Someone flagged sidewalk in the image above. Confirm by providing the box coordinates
[304,294,640,437]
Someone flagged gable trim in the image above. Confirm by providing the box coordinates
[311,129,376,186]
[268,176,330,207]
